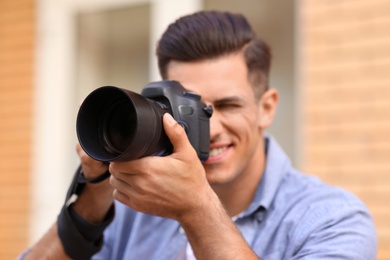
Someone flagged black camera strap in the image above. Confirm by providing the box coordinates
[57,166,114,260]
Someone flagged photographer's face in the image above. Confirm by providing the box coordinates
[167,53,277,188]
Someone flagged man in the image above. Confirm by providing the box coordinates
[22,11,376,259]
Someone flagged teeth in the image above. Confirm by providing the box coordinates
[209,147,227,157]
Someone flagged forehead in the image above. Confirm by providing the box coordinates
[166,53,255,101]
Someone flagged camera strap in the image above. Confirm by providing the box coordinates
[57,166,114,260]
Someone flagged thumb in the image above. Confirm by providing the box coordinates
[163,113,191,154]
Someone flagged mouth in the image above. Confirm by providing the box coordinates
[209,146,228,157]
[204,145,232,164]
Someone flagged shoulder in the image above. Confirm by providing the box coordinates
[278,169,367,209]
[279,169,372,218]
[272,169,377,259]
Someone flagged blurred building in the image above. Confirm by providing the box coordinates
[0,0,389,258]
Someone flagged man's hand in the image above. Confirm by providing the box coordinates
[73,143,114,223]
[109,113,212,220]
[109,113,258,259]
[76,143,108,179]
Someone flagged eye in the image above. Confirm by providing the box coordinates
[213,96,245,111]
[214,102,242,110]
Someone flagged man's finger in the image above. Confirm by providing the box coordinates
[162,113,190,154]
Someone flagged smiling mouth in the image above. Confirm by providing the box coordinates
[209,146,229,157]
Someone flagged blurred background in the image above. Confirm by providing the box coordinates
[0,0,389,258]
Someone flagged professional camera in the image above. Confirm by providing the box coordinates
[76,80,213,162]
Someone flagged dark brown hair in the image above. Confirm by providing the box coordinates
[156,10,271,98]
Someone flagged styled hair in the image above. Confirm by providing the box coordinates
[156,10,271,98]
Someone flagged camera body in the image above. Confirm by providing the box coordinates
[76,80,213,162]
[141,80,213,160]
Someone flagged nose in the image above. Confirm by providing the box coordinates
[209,110,223,141]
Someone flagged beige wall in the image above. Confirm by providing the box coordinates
[0,0,34,258]
[299,0,390,259]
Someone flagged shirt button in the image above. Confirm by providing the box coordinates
[255,211,265,222]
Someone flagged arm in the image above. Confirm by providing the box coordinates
[109,113,260,260]
[24,146,114,259]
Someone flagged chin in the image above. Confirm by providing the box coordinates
[205,169,237,186]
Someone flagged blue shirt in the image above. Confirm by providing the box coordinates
[92,135,377,259]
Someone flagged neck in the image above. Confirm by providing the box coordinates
[211,142,265,217]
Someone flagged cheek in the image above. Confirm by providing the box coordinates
[227,113,260,142]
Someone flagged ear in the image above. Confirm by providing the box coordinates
[257,88,278,129]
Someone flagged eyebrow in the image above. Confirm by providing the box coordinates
[213,96,246,106]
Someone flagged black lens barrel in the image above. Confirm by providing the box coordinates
[76,86,170,162]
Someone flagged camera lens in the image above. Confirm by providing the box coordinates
[99,100,136,155]
[76,86,170,162]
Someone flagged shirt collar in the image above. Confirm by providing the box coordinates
[237,134,291,219]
